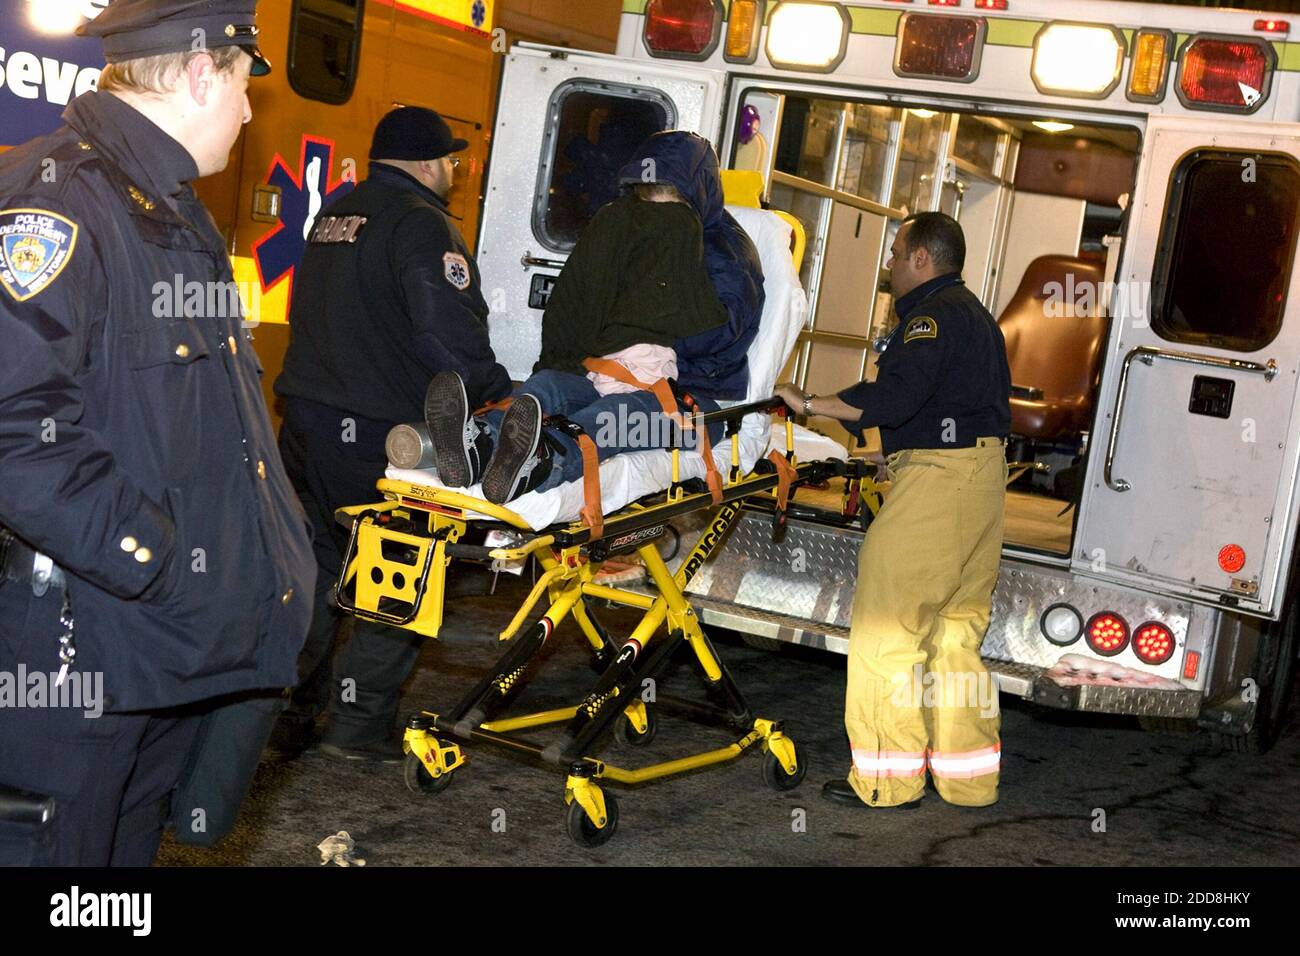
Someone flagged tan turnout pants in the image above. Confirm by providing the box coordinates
[845,438,1007,807]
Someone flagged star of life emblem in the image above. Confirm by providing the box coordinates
[444,251,471,291]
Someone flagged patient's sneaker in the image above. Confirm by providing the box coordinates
[425,371,492,487]
[482,394,553,505]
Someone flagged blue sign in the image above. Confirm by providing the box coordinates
[1,2,109,147]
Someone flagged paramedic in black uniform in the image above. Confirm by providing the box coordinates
[272,107,511,761]
[0,0,314,865]
[777,212,1012,810]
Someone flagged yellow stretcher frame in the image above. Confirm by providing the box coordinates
[333,400,877,846]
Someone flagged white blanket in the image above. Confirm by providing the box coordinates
[387,205,811,529]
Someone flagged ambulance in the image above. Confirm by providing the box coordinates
[3,0,1296,752]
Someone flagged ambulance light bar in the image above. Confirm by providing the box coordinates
[766,2,850,73]
[895,13,986,81]
[1176,35,1274,114]
[1255,19,1289,34]
[1031,22,1125,98]
[643,0,723,60]
[724,0,764,63]
[1127,29,1172,103]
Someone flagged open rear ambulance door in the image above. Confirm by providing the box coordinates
[477,43,724,379]
[1074,115,1300,620]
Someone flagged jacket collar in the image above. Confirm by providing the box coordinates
[367,162,451,214]
[894,271,964,318]
[64,92,198,206]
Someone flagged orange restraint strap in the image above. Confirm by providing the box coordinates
[581,358,724,509]
[766,449,798,513]
[577,433,604,540]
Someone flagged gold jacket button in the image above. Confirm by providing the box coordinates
[281,588,295,605]
[175,344,191,359]
[134,547,153,563]
[120,536,138,552]
[257,460,267,480]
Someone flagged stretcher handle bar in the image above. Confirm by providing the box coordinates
[446,535,555,563]
[694,395,788,427]
[374,479,535,530]
[1104,345,1277,492]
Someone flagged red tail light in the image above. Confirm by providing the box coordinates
[644,0,723,59]
[1086,612,1129,657]
[1183,650,1201,681]
[1177,36,1274,112]
[895,13,986,80]
[975,0,1008,9]
[1133,622,1175,665]
[1255,19,1289,34]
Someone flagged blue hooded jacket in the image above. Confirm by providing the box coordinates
[616,132,765,400]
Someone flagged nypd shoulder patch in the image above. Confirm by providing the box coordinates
[443,251,471,291]
[903,314,938,343]
[0,209,79,303]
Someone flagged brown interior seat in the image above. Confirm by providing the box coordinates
[996,253,1108,442]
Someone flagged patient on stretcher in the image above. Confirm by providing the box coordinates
[424,130,765,505]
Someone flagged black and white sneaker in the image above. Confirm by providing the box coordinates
[424,371,492,488]
[481,394,553,505]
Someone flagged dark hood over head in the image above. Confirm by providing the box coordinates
[617,130,725,227]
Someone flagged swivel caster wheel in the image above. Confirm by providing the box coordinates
[618,706,657,747]
[404,749,455,795]
[565,790,619,848]
[761,744,806,791]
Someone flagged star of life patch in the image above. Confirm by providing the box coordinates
[0,209,78,302]
[443,251,471,291]
[903,314,938,343]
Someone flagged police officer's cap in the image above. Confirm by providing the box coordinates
[370,108,469,162]
[78,0,272,77]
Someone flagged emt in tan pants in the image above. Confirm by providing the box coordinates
[777,212,1013,809]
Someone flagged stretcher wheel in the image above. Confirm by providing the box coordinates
[618,707,657,747]
[762,746,806,791]
[404,750,455,795]
[565,791,619,848]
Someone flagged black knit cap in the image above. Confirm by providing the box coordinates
[78,0,272,76]
[369,107,468,162]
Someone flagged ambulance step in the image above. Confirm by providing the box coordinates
[690,596,851,654]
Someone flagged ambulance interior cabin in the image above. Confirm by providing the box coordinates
[736,93,1140,557]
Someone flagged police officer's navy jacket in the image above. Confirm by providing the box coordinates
[839,272,1011,455]
[275,164,511,423]
[0,91,315,710]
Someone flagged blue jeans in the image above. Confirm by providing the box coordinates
[481,369,723,493]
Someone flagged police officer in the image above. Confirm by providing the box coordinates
[272,107,511,761]
[777,212,1011,810]
[0,0,314,865]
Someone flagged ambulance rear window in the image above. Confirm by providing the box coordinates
[1153,151,1300,352]
[533,81,675,253]
[288,0,364,105]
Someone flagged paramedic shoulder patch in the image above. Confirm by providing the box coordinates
[903,314,938,343]
[443,251,471,291]
[0,209,78,302]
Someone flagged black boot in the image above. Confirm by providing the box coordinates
[424,371,492,488]
[481,395,554,505]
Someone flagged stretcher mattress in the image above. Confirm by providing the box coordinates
[386,205,812,530]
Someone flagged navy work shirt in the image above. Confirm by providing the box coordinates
[275,163,511,425]
[0,91,315,711]
[838,272,1011,455]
